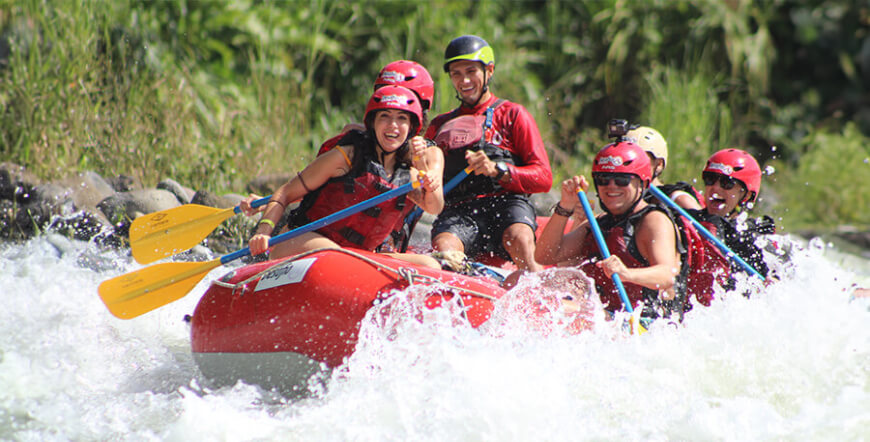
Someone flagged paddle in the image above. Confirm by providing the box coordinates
[130,196,273,264]
[99,180,422,319]
[576,191,638,317]
[401,166,473,240]
[648,186,764,281]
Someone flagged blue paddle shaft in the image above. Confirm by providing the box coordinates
[405,167,472,224]
[233,195,272,215]
[648,186,764,281]
[577,191,635,313]
[221,181,418,264]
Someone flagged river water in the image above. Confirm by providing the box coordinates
[1,232,868,440]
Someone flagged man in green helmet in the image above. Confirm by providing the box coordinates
[425,35,552,276]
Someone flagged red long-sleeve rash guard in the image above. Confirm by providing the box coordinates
[425,95,552,195]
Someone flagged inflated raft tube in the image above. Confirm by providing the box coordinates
[190,248,506,393]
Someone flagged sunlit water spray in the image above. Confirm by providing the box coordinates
[1,232,867,440]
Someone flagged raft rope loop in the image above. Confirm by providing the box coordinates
[210,247,498,301]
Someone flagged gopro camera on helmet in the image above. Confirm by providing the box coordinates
[607,119,630,140]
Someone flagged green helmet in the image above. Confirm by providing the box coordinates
[443,35,495,72]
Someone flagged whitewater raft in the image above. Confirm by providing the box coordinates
[190,248,513,393]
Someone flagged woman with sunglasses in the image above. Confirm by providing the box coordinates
[535,141,682,320]
[691,148,774,279]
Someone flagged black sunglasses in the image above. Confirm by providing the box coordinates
[593,173,633,187]
[702,171,744,190]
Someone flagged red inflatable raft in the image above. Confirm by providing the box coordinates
[190,248,509,393]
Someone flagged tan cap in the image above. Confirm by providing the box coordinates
[626,126,668,168]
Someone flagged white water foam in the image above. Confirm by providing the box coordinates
[1,233,868,440]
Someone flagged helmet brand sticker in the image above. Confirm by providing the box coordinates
[707,162,734,175]
[380,94,407,106]
[597,155,624,166]
[380,70,405,83]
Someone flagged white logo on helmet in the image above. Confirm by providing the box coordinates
[597,155,624,167]
[380,70,406,83]
[707,162,734,175]
[380,94,408,107]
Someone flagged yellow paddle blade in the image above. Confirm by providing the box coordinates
[629,308,648,336]
[130,204,235,264]
[98,259,222,319]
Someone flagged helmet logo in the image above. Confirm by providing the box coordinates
[707,162,734,175]
[379,94,409,107]
[379,70,406,83]
[597,155,624,167]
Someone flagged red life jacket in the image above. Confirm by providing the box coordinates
[289,134,415,251]
[437,99,523,205]
[579,204,733,320]
[673,210,733,309]
[578,205,668,316]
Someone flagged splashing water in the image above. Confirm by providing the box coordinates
[1,233,868,440]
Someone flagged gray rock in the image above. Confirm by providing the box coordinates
[59,171,116,215]
[157,178,196,204]
[106,174,140,192]
[98,189,181,224]
[246,173,291,196]
[221,193,246,207]
[191,190,237,209]
[530,189,560,216]
[0,162,40,203]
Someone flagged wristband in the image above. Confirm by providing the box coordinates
[258,218,276,229]
[553,203,574,217]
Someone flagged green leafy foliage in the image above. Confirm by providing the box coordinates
[771,124,870,229]
[0,0,868,229]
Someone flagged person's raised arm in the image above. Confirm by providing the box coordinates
[535,176,591,265]
[407,136,444,214]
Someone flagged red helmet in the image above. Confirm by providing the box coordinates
[704,148,761,203]
[364,85,423,136]
[374,60,434,111]
[592,141,652,185]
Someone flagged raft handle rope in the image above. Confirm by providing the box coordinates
[210,247,498,301]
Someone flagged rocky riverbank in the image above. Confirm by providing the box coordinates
[0,162,292,254]
[2,161,868,259]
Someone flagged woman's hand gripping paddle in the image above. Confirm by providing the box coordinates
[100,180,422,319]
[130,196,273,264]
[648,186,764,280]
[577,191,646,335]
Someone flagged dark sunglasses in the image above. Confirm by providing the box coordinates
[593,173,633,187]
[702,171,747,190]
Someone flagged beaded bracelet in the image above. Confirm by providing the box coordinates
[552,203,574,217]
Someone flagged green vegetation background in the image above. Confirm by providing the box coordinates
[1,0,868,231]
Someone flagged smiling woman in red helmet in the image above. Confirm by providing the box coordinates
[535,141,681,320]
[689,148,775,279]
[240,85,443,268]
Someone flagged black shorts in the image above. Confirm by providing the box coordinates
[432,194,537,259]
